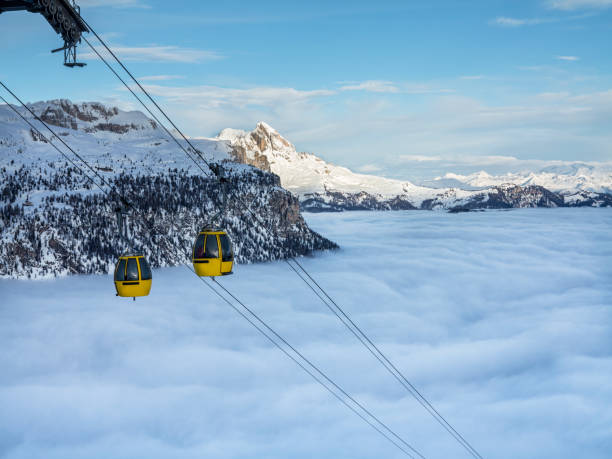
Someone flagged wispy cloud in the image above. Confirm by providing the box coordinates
[547,0,612,10]
[338,80,453,95]
[460,75,485,80]
[397,154,444,162]
[537,91,572,99]
[339,80,400,93]
[82,45,223,63]
[138,84,335,108]
[402,84,454,95]
[138,75,185,81]
[556,55,580,61]
[491,16,546,27]
[490,12,594,27]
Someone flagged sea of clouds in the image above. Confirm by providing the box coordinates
[0,208,611,459]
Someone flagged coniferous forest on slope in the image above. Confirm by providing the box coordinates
[0,164,337,278]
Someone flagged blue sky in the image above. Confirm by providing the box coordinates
[1,0,612,179]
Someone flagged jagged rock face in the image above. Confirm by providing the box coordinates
[39,100,118,127]
[227,143,272,172]
[219,122,294,173]
[31,99,157,134]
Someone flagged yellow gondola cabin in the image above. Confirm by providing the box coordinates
[114,255,152,299]
[192,230,234,276]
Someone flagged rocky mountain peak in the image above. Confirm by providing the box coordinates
[220,121,295,155]
[252,121,294,151]
[219,122,298,173]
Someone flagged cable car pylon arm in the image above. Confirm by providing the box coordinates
[0,0,88,67]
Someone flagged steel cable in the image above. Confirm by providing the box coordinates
[286,257,484,459]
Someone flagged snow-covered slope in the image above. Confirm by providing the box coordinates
[0,100,336,279]
[217,122,612,211]
[0,99,235,176]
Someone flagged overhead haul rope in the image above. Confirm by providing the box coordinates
[285,258,484,459]
[79,18,485,459]
[80,36,210,178]
[0,82,426,459]
[79,17,217,175]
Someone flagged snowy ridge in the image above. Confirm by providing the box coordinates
[0,99,238,176]
[218,123,612,211]
[0,100,336,279]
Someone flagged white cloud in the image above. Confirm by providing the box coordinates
[138,75,185,81]
[489,12,592,27]
[2,210,611,458]
[401,84,454,95]
[537,91,572,99]
[397,154,444,162]
[139,84,335,108]
[82,45,223,63]
[338,81,453,95]
[491,16,545,27]
[283,89,612,180]
[556,55,580,61]
[547,0,612,10]
[340,80,400,93]
[460,75,485,80]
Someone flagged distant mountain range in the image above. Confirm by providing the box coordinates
[218,122,612,211]
[419,164,612,194]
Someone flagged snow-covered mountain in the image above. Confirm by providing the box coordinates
[217,122,612,211]
[0,100,336,279]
